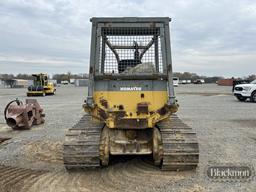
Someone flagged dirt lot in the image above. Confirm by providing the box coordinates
[0,84,255,192]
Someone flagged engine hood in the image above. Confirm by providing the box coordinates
[235,83,254,88]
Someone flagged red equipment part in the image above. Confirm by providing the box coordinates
[4,99,45,130]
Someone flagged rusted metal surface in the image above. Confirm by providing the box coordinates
[137,102,149,114]
[157,106,167,116]
[100,126,110,166]
[98,108,108,120]
[111,110,126,119]
[118,105,124,110]
[157,103,179,116]
[100,99,108,108]
[4,99,45,130]
[152,128,162,166]
[115,118,148,129]
[109,129,153,155]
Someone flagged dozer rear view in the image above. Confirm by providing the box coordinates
[64,17,199,170]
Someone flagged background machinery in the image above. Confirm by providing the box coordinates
[64,17,199,170]
[27,73,56,96]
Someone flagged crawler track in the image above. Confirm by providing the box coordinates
[63,114,198,171]
[157,115,199,171]
[63,115,104,169]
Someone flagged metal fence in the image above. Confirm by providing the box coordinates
[99,27,163,74]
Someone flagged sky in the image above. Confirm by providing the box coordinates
[0,0,255,77]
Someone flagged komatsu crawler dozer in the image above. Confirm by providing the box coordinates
[64,17,199,170]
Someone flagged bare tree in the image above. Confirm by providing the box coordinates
[4,79,16,88]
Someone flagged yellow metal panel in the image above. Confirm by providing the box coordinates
[94,91,168,112]
[83,90,177,129]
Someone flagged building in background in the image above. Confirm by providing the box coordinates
[1,79,31,88]
[0,79,4,88]
[217,78,234,86]
[70,79,75,84]
[74,79,89,87]
[13,79,29,88]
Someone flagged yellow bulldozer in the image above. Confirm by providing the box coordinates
[27,73,56,96]
[64,17,199,170]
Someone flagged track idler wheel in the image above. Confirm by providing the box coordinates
[100,126,110,166]
[152,127,163,166]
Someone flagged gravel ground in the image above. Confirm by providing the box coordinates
[0,84,255,192]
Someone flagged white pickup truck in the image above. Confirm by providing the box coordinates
[173,77,179,87]
[234,79,256,102]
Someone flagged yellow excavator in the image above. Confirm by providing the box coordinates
[64,17,199,171]
[27,73,56,96]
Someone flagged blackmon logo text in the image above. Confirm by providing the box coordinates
[206,165,254,182]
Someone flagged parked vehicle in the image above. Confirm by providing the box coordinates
[181,80,187,84]
[173,77,179,87]
[233,79,256,102]
[61,80,69,85]
[193,79,205,84]
[232,79,250,92]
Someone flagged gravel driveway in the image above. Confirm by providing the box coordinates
[0,84,255,192]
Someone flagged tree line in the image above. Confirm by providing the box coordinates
[173,72,256,83]
[52,72,88,84]
[0,73,89,84]
[173,72,223,83]
[0,72,255,85]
